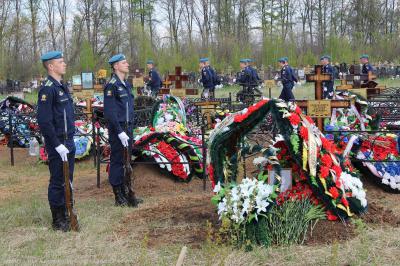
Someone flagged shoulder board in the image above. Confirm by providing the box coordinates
[45,80,53,87]
[109,77,116,84]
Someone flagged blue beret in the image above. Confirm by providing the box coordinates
[246,58,253,63]
[321,55,331,61]
[278,57,288,63]
[199,58,209,63]
[240,59,247,63]
[360,54,369,59]
[41,51,63,62]
[108,54,126,65]
[146,59,154,64]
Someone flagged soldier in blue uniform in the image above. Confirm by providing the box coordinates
[321,55,335,99]
[104,54,142,207]
[146,59,162,98]
[360,54,374,82]
[234,59,253,102]
[199,58,215,98]
[277,57,297,101]
[37,51,77,232]
[246,58,262,86]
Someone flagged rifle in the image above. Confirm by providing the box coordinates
[123,102,135,202]
[63,109,79,231]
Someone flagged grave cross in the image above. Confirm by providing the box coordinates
[168,66,189,89]
[296,65,351,131]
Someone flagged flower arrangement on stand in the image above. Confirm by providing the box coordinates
[132,95,204,181]
[207,99,368,224]
[324,93,400,193]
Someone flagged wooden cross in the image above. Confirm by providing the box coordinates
[160,66,198,96]
[347,64,377,88]
[296,65,351,131]
[168,66,188,89]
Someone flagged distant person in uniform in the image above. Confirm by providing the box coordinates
[360,54,374,82]
[246,58,262,86]
[199,58,214,99]
[37,51,78,232]
[145,59,162,98]
[320,55,335,99]
[103,54,142,207]
[234,59,253,102]
[277,57,297,101]
[204,58,220,98]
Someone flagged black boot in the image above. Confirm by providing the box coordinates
[123,184,143,207]
[113,185,129,206]
[50,206,70,232]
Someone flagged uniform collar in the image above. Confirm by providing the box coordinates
[47,75,63,87]
[113,73,127,89]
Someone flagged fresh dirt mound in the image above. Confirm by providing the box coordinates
[304,220,356,245]
[361,201,400,226]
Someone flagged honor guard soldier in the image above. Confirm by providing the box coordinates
[321,55,335,99]
[277,57,297,101]
[104,54,142,207]
[199,58,215,98]
[246,58,262,86]
[234,59,253,102]
[37,51,78,232]
[146,59,162,98]
[360,54,374,82]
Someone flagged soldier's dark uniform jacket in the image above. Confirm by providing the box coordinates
[147,68,162,91]
[247,66,261,87]
[37,76,75,208]
[362,63,374,75]
[200,66,214,89]
[279,65,297,101]
[322,64,335,99]
[236,67,252,86]
[103,74,135,187]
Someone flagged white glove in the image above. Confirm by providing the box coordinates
[118,132,129,147]
[297,81,301,86]
[55,144,69,162]
[233,78,236,83]
[198,79,201,84]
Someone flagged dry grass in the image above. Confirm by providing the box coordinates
[1,120,400,265]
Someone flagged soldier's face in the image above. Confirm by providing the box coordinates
[279,62,285,67]
[360,58,368,64]
[115,60,129,74]
[147,63,153,69]
[49,58,66,75]
[240,62,246,69]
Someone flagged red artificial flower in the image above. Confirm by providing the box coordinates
[326,210,338,221]
[299,126,308,141]
[149,127,155,131]
[341,197,349,207]
[321,137,334,153]
[295,106,302,115]
[320,166,330,179]
[208,165,215,188]
[289,113,301,126]
[157,141,188,179]
[335,179,342,188]
[329,186,340,199]
[321,154,333,168]
[332,165,342,179]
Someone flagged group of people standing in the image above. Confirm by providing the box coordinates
[36,49,375,232]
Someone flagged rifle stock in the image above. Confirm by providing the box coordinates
[63,109,79,232]
[63,160,79,231]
